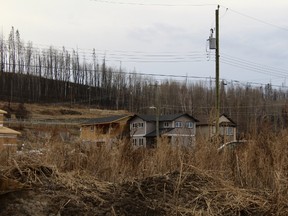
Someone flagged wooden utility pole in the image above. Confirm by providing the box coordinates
[215,5,220,136]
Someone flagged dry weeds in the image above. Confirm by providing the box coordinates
[1,102,288,214]
[1,131,288,215]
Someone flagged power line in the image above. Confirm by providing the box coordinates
[221,53,288,75]
[90,0,216,7]
[221,6,288,32]
[3,61,288,90]
[220,58,287,79]
[89,1,288,32]
[2,39,288,85]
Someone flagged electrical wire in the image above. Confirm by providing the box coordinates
[220,59,286,79]
[3,39,288,86]
[221,6,288,32]
[90,0,217,7]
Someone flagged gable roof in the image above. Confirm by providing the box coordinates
[131,114,156,122]
[159,113,199,122]
[196,113,236,126]
[82,114,131,126]
[129,113,199,123]
[0,109,7,115]
[220,113,236,125]
[0,126,21,135]
[144,128,174,137]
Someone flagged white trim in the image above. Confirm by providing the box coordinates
[164,134,195,137]
[2,144,18,146]
[131,134,146,137]
[0,135,17,138]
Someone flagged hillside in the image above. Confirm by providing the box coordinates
[0,102,128,119]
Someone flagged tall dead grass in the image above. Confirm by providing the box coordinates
[35,130,288,192]
[2,128,288,211]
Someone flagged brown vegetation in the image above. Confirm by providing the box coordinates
[1,129,288,215]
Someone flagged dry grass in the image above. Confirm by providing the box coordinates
[1,102,288,214]
[0,102,128,120]
[32,130,288,215]
[3,129,288,190]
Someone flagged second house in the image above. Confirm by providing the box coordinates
[129,113,199,148]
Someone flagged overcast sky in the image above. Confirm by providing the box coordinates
[1,0,288,87]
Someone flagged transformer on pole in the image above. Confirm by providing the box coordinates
[207,5,220,139]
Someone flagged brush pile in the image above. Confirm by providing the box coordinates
[0,157,282,216]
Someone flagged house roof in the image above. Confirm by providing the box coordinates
[144,128,174,137]
[159,113,199,122]
[196,113,236,126]
[82,114,131,126]
[0,126,21,135]
[0,109,7,115]
[130,113,199,123]
[132,114,156,122]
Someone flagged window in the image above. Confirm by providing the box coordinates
[139,139,144,146]
[186,122,194,128]
[212,126,216,134]
[226,127,233,135]
[175,121,182,128]
[90,126,94,131]
[164,122,169,128]
[133,139,137,146]
[132,122,144,128]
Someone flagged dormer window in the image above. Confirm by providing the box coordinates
[132,122,144,128]
[175,121,182,128]
[186,122,194,128]
[163,122,169,128]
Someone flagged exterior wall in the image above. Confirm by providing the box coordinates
[80,120,128,146]
[130,117,147,136]
[169,135,196,147]
[196,125,210,139]
[81,125,114,142]
[130,117,151,147]
[220,126,236,142]
[197,124,236,143]
[0,114,4,127]
[171,116,196,136]
[0,135,18,152]
[0,111,20,153]
[131,136,147,148]
[162,115,197,146]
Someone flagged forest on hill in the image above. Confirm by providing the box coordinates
[1,27,288,135]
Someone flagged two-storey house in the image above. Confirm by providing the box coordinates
[129,113,199,148]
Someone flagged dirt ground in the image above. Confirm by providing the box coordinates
[0,157,278,216]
